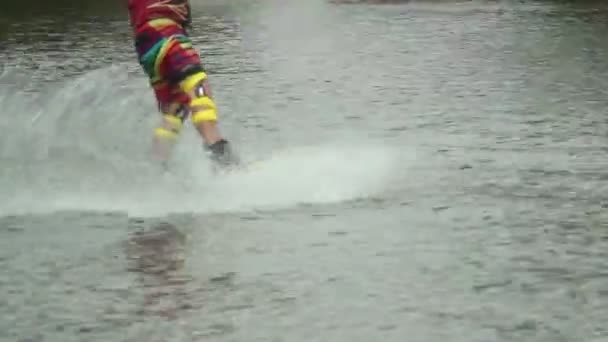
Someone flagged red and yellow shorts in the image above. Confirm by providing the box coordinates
[134,18,204,109]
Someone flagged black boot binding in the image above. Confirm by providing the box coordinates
[205,139,239,169]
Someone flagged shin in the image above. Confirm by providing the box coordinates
[178,71,223,145]
[152,105,187,162]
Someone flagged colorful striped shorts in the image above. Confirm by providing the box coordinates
[134,18,204,108]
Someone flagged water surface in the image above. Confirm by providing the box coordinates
[1,1,608,341]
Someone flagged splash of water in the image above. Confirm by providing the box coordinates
[0,66,401,217]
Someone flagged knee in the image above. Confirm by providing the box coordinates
[178,71,218,124]
[154,110,186,141]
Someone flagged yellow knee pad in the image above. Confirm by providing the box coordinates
[154,114,184,141]
[178,71,218,124]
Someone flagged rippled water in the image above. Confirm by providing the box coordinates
[1,1,608,341]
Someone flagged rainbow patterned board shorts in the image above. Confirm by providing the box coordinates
[134,18,204,107]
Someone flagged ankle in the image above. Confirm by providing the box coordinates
[204,138,226,152]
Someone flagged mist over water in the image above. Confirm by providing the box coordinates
[0,63,400,216]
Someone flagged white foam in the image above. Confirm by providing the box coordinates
[0,143,400,217]
[0,67,404,217]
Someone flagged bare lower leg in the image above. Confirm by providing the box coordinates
[194,121,222,145]
[152,112,181,163]
[152,135,175,162]
[190,79,224,145]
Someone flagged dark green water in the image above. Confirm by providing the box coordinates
[1,1,608,341]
